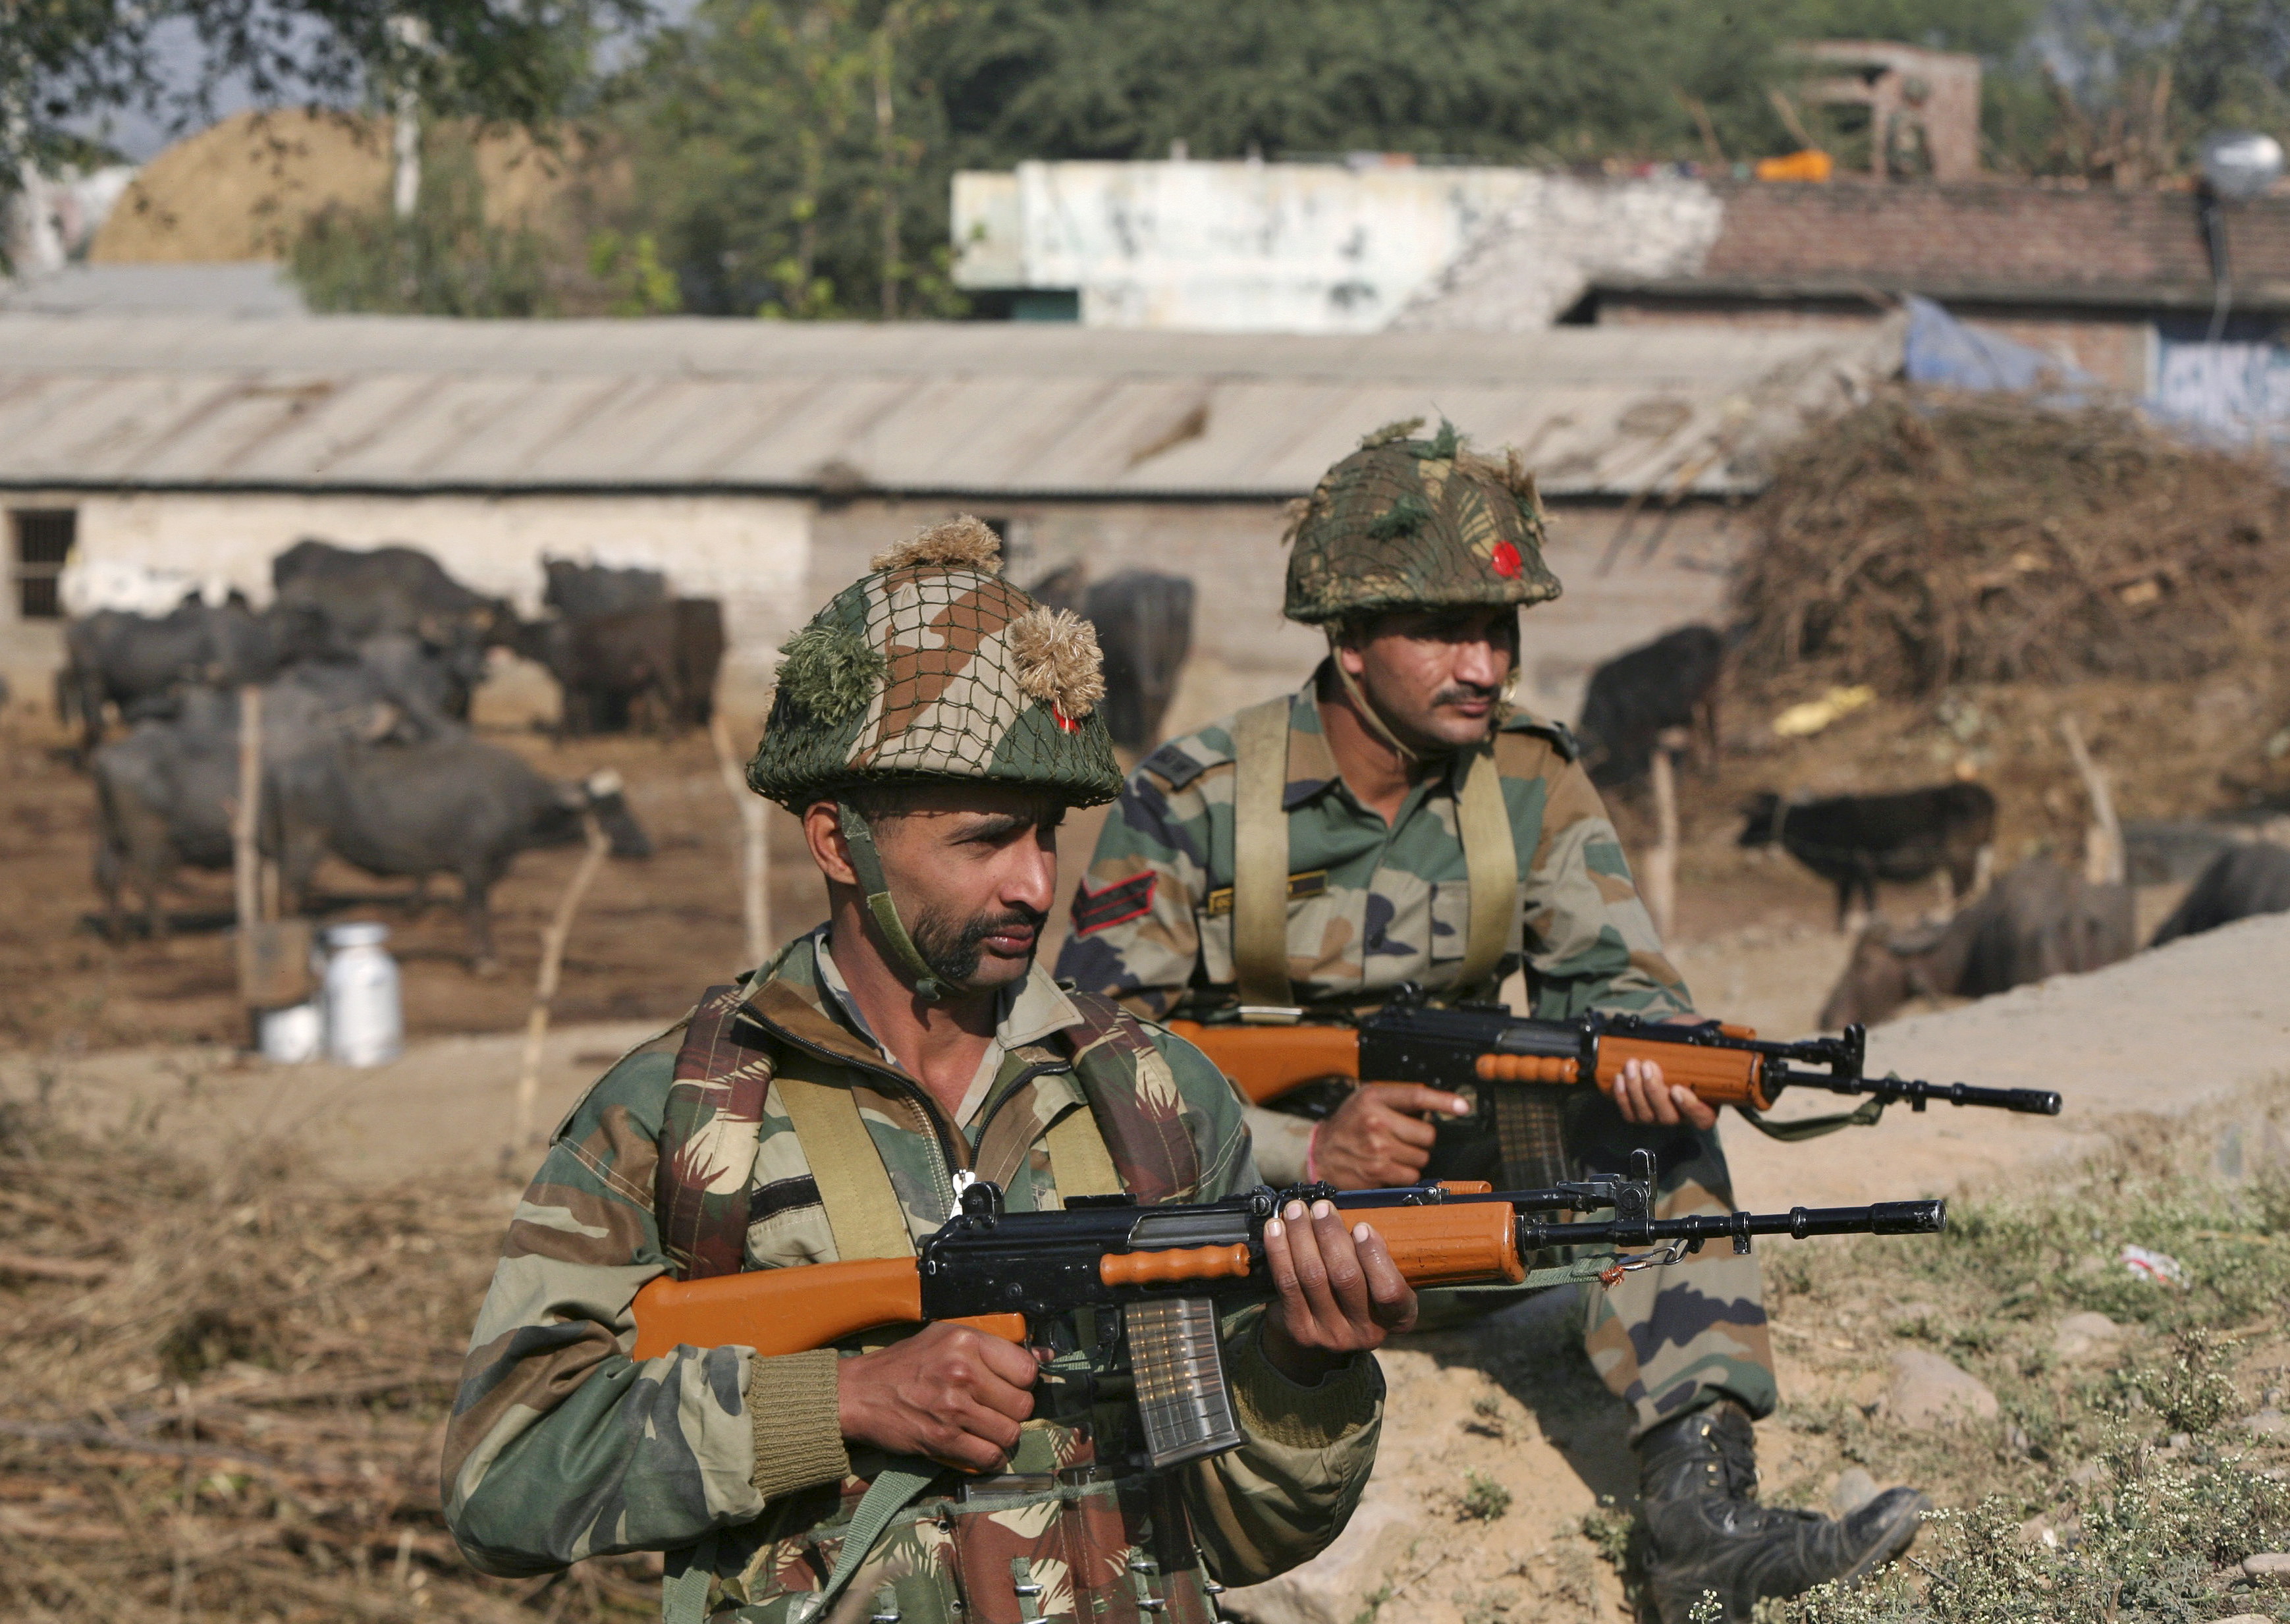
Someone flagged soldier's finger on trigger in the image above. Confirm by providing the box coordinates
[1369,1104,1438,1150]
[1380,1084,1472,1120]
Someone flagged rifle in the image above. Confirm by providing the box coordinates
[632,1157,1943,1471]
[1168,994,2059,1187]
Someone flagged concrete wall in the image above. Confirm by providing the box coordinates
[2,485,1741,740]
[807,495,1743,738]
[0,489,812,698]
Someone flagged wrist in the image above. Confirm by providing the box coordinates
[1258,1313,1342,1386]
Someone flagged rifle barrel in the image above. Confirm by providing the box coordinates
[1518,1199,1945,1253]
[1777,1068,2061,1116]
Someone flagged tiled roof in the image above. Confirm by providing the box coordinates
[1611,180,2290,310]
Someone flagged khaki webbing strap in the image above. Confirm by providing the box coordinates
[1230,697,1296,1015]
[1456,742,1519,996]
[1045,1105,1123,1201]
[773,1074,917,1260]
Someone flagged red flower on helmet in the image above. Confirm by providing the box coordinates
[1490,541,1522,579]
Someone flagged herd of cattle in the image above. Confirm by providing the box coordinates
[40,548,2290,1003]
[65,542,690,969]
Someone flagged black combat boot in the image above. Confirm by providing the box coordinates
[1637,1401,1929,1623]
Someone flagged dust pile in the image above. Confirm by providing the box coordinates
[1733,392,2290,699]
[0,1101,653,1621]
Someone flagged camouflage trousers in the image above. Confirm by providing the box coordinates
[1573,1102,1778,1441]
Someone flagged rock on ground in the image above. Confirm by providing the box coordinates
[1882,1348,1999,1430]
[2053,1311,2124,1361]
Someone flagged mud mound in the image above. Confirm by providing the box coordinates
[1733,392,2290,698]
[0,1101,654,1621]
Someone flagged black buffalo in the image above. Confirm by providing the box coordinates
[275,743,650,973]
[542,556,668,619]
[518,598,724,736]
[59,598,287,755]
[1818,858,2135,1028]
[1739,781,1998,927]
[272,539,511,715]
[2149,842,2290,946]
[1576,624,1724,788]
[1085,572,1195,751]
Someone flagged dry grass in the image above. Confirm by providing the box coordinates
[0,1098,653,1622]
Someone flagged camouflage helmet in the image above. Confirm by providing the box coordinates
[1283,418,1563,625]
[746,517,1124,812]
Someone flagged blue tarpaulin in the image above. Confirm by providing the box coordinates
[1902,294,2096,397]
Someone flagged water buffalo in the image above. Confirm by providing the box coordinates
[542,556,668,619]
[1740,782,1998,927]
[1576,624,1724,788]
[275,741,650,973]
[1817,857,2135,1028]
[1085,572,1195,751]
[518,598,724,736]
[2149,842,2290,946]
[59,598,287,755]
[271,541,511,715]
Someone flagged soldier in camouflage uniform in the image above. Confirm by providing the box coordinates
[443,518,1415,1624]
[1054,425,1928,1623]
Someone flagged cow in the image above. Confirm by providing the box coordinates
[1816,857,2136,1028]
[1575,624,1724,789]
[2149,842,2290,946]
[275,742,651,973]
[59,598,288,755]
[1083,572,1195,751]
[517,598,723,736]
[1739,782,1998,928]
[542,556,668,619]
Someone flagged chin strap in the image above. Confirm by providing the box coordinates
[836,801,966,1004]
[1327,636,1423,768]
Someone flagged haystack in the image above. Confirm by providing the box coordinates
[1731,392,2290,697]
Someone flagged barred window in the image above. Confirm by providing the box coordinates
[10,509,74,620]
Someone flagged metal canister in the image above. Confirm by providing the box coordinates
[322,921,403,1067]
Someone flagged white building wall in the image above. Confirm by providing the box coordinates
[63,490,813,684]
[954,161,1535,333]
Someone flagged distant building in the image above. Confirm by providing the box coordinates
[0,313,1899,726]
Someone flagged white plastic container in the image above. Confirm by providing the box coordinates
[322,921,403,1067]
[258,1000,325,1064]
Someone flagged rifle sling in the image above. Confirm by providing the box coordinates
[1230,697,1295,1014]
[1737,1096,1889,1141]
[1454,741,1517,996]
[773,1071,917,1262]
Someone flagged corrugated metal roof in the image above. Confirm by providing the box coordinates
[0,313,1902,500]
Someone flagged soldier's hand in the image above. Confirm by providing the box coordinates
[1609,1056,1718,1131]
[1260,1199,1417,1384]
[1311,1083,1472,1189]
[836,1320,1042,1473]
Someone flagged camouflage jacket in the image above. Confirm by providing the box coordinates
[442,927,1383,1622]
[1056,667,1691,1021]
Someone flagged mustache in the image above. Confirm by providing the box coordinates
[1431,682,1502,707]
[910,902,1049,987]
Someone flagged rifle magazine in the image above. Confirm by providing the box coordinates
[1126,1297,1243,1470]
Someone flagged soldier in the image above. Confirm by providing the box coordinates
[1054,423,1928,1623]
[442,519,1413,1624]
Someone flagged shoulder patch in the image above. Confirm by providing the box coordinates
[1500,711,1580,761]
[1140,742,1210,790]
[1072,871,1157,936]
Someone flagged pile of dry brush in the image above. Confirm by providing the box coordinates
[0,1100,653,1622]
[1733,392,2290,698]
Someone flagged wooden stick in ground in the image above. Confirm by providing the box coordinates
[2059,713,2125,886]
[710,711,770,969]
[1643,727,1691,942]
[512,813,611,1152]
[232,686,263,995]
